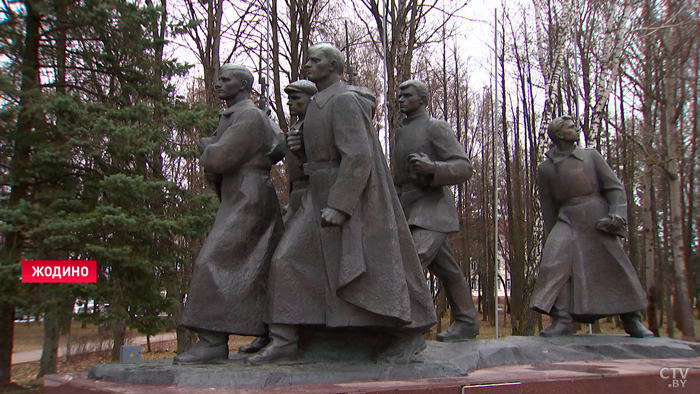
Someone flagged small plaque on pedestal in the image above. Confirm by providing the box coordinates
[120,345,141,363]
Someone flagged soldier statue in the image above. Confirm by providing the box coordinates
[530,115,653,338]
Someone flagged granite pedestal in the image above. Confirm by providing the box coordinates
[45,335,700,393]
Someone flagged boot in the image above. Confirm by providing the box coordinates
[246,324,298,364]
[539,282,574,337]
[377,330,427,364]
[436,279,479,341]
[436,320,479,341]
[238,336,270,354]
[621,311,654,338]
[173,329,229,364]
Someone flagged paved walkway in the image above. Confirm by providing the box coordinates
[11,332,177,365]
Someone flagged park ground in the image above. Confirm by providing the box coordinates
[3,310,700,394]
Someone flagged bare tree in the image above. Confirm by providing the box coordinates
[532,0,573,158]
[353,0,465,154]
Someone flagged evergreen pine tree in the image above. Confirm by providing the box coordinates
[0,0,218,380]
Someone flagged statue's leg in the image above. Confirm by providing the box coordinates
[246,324,299,364]
[173,329,229,364]
[620,311,654,338]
[377,328,427,364]
[412,227,478,341]
[539,281,574,337]
[428,236,479,341]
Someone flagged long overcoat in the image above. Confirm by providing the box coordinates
[284,119,308,223]
[179,99,284,336]
[530,146,647,321]
[266,82,436,330]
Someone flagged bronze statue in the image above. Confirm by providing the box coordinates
[238,81,318,355]
[174,64,285,364]
[249,43,436,364]
[282,79,317,222]
[392,80,479,341]
[530,116,652,338]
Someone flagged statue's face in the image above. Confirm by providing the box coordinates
[215,70,243,100]
[305,48,334,83]
[398,86,423,115]
[555,119,580,141]
[287,91,311,116]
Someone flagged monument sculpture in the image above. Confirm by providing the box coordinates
[249,43,437,364]
[174,64,285,364]
[78,63,700,394]
[392,80,479,341]
[282,79,317,222]
[530,115,653,338]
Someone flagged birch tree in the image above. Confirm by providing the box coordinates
[532,0,573,158]
[659,0,696,338]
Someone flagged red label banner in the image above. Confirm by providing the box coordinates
[21,260,97,283]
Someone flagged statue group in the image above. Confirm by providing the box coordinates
[173,43,651,366]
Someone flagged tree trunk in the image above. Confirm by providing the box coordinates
[110,319,126,362]
[0,3,42,381]
[0,302,14,383]
[38,309,60,377]
[643,165,659,335]
[59,297,73,335]
[269,0,287,131]
[684,45,699,318]
[666,144,696,337]
[288,0,299,81]
[664,54,696,337]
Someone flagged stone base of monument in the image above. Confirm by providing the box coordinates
[44,335,700,393]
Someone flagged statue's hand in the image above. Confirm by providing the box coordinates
[287,134,304,153]
[607,214,626,230]
[198,137,210,155]
[408,153,436,176]
[320,207,349,227]
[596,214,627,236]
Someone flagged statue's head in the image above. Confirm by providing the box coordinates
[398,80,429,115]
[547,115,580,142]
[285,79,317,116]
[305,43,345,83]
[216,64,254,101]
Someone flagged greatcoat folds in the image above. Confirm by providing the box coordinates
[530,146,647,321]
[266,81,436,330]
[179,99,284,336]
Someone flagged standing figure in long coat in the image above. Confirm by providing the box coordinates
[282,79,317,223]
[249,44,436,364]
[175,64,285,364]
[530,115,652,338]
[392,80,479,341]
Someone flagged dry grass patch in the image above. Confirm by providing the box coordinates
[12,321,103,353]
